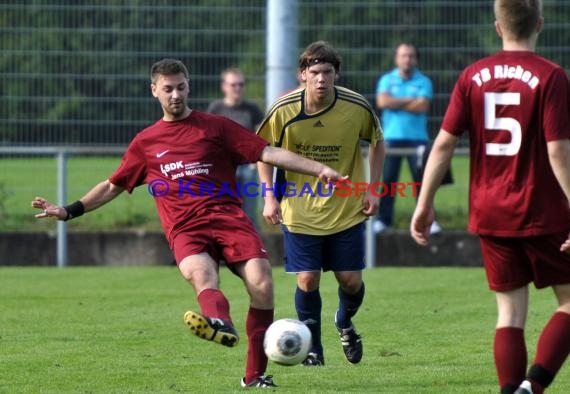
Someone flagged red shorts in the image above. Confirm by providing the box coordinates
[171,204,268,265]
[479,232,570,291]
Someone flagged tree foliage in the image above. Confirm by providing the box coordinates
[1,1,568,145]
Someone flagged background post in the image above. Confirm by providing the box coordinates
[56,150,68,268]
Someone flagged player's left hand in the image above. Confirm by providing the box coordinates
[31,197,68,220]
[410,205,435,246]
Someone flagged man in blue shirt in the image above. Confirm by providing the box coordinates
[374,42,441,234]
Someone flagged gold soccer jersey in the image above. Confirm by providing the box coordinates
[257,87,382,235]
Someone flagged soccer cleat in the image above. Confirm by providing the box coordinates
[513,380,533,394]
[302,352,325,366]
[183,310,239,347]
[335,313,363,364]
[240,375,277,388]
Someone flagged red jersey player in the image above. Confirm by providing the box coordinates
[31,59,343,388]
[411,1,570,393]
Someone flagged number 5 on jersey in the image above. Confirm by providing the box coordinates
[484,92,521,156]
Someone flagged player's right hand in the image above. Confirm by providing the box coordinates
[560,232,570,254]
[262,196,283,225]
[410,205,435,246]
[317,166,346,185]
[31,197,68,220]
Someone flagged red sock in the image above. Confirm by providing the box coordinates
[196,288,232,324]
[528,312,570,393]
[494,327,527,390]
[244,307,274,385]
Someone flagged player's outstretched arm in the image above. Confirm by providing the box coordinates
[259,146,345,184]
[547,139,570,252]
[32,180,125,221]
[411,129,458,245]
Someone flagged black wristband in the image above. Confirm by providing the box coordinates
[63,200,85,221]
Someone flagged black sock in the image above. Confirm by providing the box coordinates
[336,282,365,329]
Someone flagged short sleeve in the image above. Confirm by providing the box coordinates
[359,106,383,145]
[257,112,282,147]
[543,67,570,142]
[108,137,147,193]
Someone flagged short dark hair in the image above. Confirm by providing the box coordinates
[150,59,189,83]
[494,0,542,40]
[298,41,342,73]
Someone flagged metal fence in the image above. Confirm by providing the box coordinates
[2,1,570,146]
[0,145,468,267]
[1,1,569,248]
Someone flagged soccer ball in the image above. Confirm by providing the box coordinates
[263,318,312,366]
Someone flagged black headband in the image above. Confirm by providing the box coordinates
[303,58,329,68]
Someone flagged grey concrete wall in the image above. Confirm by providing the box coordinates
[0,231,482,267]
[376,230,482,267]
[0,232,174,266]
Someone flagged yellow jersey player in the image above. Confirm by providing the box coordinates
[257,41,385,366]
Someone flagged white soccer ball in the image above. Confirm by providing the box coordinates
[263,318,312,366]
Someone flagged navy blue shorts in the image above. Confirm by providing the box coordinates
[282,222,365,273]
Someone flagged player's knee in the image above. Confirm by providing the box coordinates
[341,279,362,294]
[258,276,273,296]
[297,273,320,292]
[181,267,218,290]
[336,273,362,294]
[250,276,274,307]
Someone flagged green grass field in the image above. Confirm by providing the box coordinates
[1,266,568,393]
[0,157,157,232]
[0,155,469,232]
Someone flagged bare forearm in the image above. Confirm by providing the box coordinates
[417,130,458,208]
[369,140,385,183]
[80,180,124,212]
[260,146,328,178]
[548,140,570,201]
[257,161,276,199]
[32,179,125,221]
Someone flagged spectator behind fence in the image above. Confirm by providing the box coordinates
[207,68,264,230]
[411,1,570,393]
[374,42,441,235]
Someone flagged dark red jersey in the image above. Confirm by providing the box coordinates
[109,110,268,243]
[442,51,570,236]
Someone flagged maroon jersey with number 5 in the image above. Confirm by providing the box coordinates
[442,50,570,236]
